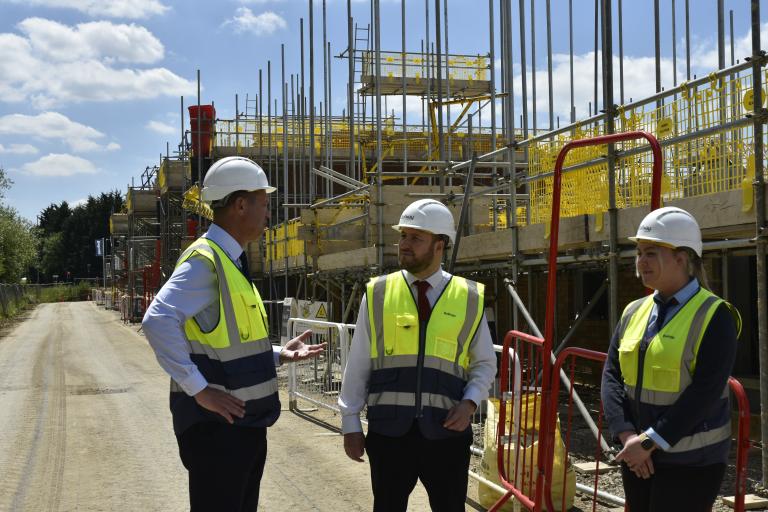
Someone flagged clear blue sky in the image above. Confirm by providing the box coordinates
[0,0,763,222]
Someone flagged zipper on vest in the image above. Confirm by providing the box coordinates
[414,320,427,418]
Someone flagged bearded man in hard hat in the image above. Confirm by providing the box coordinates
[601,206,741,512]
[338,199,496,511]
[143,156,325,511]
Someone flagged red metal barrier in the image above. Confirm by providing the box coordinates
[491,329,546,512]
[540,350,751,512]
[729,376,751,512]
[544,347,609,512]
[542,131,663,504]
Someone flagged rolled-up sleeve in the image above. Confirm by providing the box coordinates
[142,256,216,396]
[338,297,372,434]
[463,315,497,407]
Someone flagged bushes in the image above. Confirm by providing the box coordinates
[36,282,93,303]
[0,282,93,323]
[0,284,35,321]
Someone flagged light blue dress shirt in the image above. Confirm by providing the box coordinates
[142,224,281,396]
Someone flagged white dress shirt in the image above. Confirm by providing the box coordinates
[142,223,281,397]
[338,268,497,434]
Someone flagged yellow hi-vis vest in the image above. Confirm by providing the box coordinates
[618,287,741,453]
[170,238,279,431]
[365,271,484,437]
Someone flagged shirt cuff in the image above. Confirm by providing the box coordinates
[179,371,208,397]
[645,428,671,451]
[273,345,282,366]
[462,384,488,409]
[341,414,363,434]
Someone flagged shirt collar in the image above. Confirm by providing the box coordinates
[653,277,700,307]
[202,223,244,261]
[402,267,446,289]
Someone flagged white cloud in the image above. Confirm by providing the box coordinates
[223,8,287,36]
[2,0,170,19]
[0,18,195,108]
[70,197,88,208]
[18,18,164,64]
[21,153,98,177]
[0,112,117,153]
[146,120,176,135]
[0,143,38,155]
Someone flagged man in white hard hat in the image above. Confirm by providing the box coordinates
[143,156,325,511]
[338,199,496,511]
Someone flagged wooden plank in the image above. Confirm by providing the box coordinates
[455,187,767,257]
[573,461,618,475]
[721,494,768,510]
[306,240,365,256]
[317,246,398,271]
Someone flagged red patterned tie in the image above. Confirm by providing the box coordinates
[415,280,432,322]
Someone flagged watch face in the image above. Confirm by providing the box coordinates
[641,437,654,450]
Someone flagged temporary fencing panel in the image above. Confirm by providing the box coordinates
[491,329,578,512]
[286,318,355,415]
[544,347,618,512]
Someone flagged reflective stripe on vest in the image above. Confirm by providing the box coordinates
[175,238,276,403]
[665,422,731,453]
[367,391,460,411]
[366,271,484,411]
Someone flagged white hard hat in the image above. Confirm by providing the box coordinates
[392,199,457,243]
[201,156,275,203]
[629,206,703,256]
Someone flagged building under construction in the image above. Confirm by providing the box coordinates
[105,0,768,503]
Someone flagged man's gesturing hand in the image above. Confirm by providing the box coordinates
[280,329,327,362]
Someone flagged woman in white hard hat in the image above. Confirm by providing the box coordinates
[600,207,741,512]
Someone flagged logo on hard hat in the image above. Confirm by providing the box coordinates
[401,214,414,220]
[640,224,652,232]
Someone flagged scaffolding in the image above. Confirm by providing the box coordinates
[110,0,768,493]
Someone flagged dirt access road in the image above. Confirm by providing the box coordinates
[0,302,446,511]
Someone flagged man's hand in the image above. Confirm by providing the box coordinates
[280,329,327,363]
[344,432,366,462]
[443,399,477,431]
[193,386,245,424]
[615,432,655,479]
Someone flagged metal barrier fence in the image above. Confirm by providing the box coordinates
[286,318,355,414]
[490,339,752,512]
[0,284,32,318]
[286,316,503,454]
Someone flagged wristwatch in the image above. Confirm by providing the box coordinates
[638,432,655,451]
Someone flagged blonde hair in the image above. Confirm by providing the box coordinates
[677,247,709,290]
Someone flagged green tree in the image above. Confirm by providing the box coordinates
[36,191,123,281]
[0,206,37,282]
[0,167,37,283]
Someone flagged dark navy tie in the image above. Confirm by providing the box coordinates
[238,252,250,280]
[649,297,678,338]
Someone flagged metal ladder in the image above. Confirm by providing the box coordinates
[352,23,370,127]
